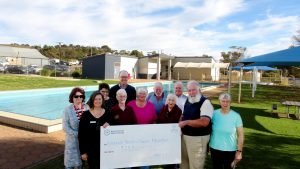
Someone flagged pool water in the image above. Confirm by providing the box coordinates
[0,82,218,120]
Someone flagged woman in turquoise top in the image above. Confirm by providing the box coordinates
[209,93,244,169]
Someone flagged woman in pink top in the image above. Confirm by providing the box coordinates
[128,87,157,124]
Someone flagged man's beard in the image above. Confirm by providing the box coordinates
[155,92,162,97]
[188,94,201,104]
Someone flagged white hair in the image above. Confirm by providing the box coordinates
[219,92,231,101]
[174,81,183,88]
[153,82,163,89]
[116,89,127,96]
[187,80,200,91]
[136,87,148,95]
[165,93,177,105]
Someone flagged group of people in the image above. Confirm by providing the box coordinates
[62,70,244,169]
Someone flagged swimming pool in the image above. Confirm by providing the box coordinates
[0,81,219,120]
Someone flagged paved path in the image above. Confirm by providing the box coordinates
[0,86,227,169]
[0,124,65,169]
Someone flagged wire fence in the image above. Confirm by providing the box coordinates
[0,56,82,77]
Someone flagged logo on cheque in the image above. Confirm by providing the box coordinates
[104,129,110,136]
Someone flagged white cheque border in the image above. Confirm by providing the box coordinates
[100,123,181,169]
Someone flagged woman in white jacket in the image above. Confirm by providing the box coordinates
[63,87,89,169]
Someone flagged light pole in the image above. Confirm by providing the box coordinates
[56,42,63,77]
[57,42,62,61]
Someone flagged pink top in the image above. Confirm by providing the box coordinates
[127,100,157,124]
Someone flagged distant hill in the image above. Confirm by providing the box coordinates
[3,43,144,61]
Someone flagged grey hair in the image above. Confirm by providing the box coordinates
[165,93,177,105]
[119,70,128,77]
[153,82,163,89]
[136,87,148,95]
[219,92,231,101]
[187,80,200,90]
[174,81,183,88]
[116,89,127,96]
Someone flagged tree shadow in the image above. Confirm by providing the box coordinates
[240,132,300,169]
[205,132,300,169]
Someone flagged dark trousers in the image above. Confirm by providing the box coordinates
[210,148,236,169]
[87,152,100,169]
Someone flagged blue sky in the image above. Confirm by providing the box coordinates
[0,0,299,60]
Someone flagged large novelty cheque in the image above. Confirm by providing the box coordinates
[100,123,181,168]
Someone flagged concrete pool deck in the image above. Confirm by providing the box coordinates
[0,84,227,169]
[0,111,62,133]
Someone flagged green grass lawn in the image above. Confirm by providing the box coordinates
[206,84,300,169]
[0,74,117,91]
[27,84,300,169]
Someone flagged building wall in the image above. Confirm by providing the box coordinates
[148,61,158,79]
[173,68,211,81]
[137,57,149,79]
[82,55,105,79]
[172,57,214,66]
[120,56,138,79]
[104,54,121,79]
[22,58,49,66]
[161,60,171,79]
[172,57,217,81]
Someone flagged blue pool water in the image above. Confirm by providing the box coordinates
[0,82,218,120]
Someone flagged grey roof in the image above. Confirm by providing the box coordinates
[83,53,137,60]
[140,53,174,61]
[0,45,48,59]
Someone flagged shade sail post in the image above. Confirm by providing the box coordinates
[228,66,232,94]
[238,67,243,103]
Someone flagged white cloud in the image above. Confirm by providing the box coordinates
[0,0,299,60]
[247,37,292,57]
[228,22,244,31]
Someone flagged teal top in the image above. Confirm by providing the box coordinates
[209,109,243,151]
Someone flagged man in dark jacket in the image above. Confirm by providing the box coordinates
[109,70,136,105]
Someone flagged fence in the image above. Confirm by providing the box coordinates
[0,56,82,77]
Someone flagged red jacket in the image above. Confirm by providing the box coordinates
[157,104,182,124]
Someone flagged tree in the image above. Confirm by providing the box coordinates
[220,46,247,66]
[100,45,112,53]
[130,50,144,57]
[119,50,130,55]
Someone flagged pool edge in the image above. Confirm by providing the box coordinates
[0,111,62,133]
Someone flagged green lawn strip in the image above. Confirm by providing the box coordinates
[0,74,117,91]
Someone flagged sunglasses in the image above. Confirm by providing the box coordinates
[74,95,84,98]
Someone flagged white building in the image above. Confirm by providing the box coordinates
[0,45,49,66]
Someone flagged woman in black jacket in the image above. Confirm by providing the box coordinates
[78,91,110,169]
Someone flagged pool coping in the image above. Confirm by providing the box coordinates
[0,111,62,133]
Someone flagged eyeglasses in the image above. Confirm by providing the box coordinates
[74,95,84,99]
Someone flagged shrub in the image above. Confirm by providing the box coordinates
[41,68,52,76]
[71,71,81,78]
